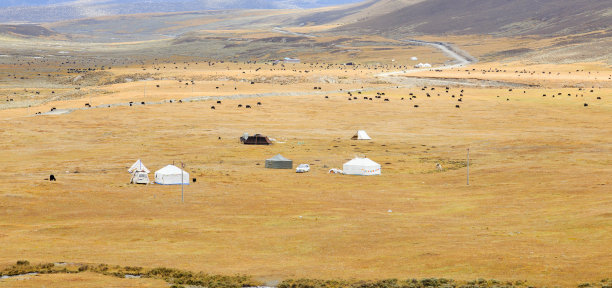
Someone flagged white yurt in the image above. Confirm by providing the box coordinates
[154,165,190,185]
[343,157,381,176]
[351,130,371,140]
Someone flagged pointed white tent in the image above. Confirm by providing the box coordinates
[343,157,381,176]
[128,159,150,174]
[128,159,150,184]
[351,130,371,140]
[154,165,190,185]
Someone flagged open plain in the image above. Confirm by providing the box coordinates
[0,1,611,287]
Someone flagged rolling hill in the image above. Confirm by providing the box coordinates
[0,0,364,23]
[336,0,612,37]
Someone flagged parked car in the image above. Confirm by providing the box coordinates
[130,171,150,184]
[296,164,310,173]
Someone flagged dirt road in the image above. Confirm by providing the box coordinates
[377,39,476,77]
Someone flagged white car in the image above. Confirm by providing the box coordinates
[130,171,150,184]
[296,164,310,173]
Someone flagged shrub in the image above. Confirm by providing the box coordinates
[421,278,440,287]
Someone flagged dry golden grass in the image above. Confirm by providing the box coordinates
[0,56,611,287]
[408,62,612,88]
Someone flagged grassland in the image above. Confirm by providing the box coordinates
[0,17,611,287]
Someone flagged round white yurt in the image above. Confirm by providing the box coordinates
[343,157,381,176]
[154,165,190,185]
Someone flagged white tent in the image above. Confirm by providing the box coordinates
[128,159,149,174]
[154,165,190,185]
[414,63,432,68]
[343,157,381,176]
[351,130,371,140]
[128,159,150,184]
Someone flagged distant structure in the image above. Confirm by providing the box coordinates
[283,57,300,64]
[128,159,150,184]
[343,157,381,176]
[265,154,293,169]
[414,63,432,68]
[351,130,372,140]
[241,133,272,145]
[155,165,189,185]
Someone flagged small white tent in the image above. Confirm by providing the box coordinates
[351,130,371,140]
[414,63,432,68]
[128,159,149,174]
[343,157,381,176]
[128,159,150,184]
[154,165,189,185]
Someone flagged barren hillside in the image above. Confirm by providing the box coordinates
[338,0,612,37]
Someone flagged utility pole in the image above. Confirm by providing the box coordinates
[466,148,470,185]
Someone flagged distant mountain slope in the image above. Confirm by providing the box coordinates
[294,0,426,26]
[0,0,69,7]
[0,24,57,37]
[338,0,612,36]
[0,0,363,23]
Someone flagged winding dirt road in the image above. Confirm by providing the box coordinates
[376,39,477,77]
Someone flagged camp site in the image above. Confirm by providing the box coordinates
[0,1,611,287]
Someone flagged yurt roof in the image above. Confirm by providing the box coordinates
[267,154,291,161]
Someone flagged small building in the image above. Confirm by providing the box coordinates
[241,133,272,145]
[265,154,293,169]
